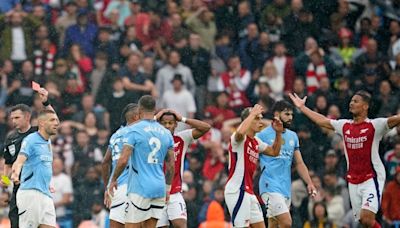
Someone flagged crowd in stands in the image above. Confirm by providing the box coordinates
[0,0,400,227]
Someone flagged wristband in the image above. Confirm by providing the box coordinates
[42,100,50,106]
[181,117,187,123]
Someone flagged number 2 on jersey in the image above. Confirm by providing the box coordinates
[148,137,161,164]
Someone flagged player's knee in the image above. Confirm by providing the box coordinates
[359,215,375,227]
[278,218,292,228]
[171,219,187,228]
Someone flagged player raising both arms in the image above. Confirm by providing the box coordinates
[11,109,60,228]
[108,95,175,228]
[256,101,316,228]
[155,109,211,228]
[225,104,284,228]
[289,91,400,228]
[101,103,140,228]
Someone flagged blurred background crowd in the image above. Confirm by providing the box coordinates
[0,0,400,227]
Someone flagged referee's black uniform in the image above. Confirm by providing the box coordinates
[2,126,38,228]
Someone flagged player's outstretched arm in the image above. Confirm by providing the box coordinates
[11,154,27,185]
[262,117,284,157]
[168,109,211,139]
[388,114,400,129]
[101,148,112,189]
[235,104,264,142]
[289,93,334,130]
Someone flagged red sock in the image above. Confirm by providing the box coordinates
[372,220,381,228]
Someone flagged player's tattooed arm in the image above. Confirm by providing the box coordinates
[165,148,175,186]
[101,147,112,189]
[388,114,400,129]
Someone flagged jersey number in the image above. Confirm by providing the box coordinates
[147,137,161,164]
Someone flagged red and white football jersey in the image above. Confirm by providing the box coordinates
[225,133,269,194]
[330,118,390,184]
[170,129,194,194]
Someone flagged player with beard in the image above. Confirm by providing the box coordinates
[2,88,54,228]
[289,91,400,228]
[155,109,211,228]
[256,100,316,228]
[11,109,60,228]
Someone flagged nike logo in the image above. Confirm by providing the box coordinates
[360,128,369,134]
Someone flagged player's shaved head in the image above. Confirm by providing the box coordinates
[138,95,156,113]
[354,90,371,106]
[121,103,139,124]
[37,109,57,121]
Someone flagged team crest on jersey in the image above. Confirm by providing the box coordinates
[8,145,16,156]
[289,140,294,146]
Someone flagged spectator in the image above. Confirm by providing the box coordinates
[238,23,259,72]
[89,52,113,105]
[254,32,273,70]
[55,1,78,47]
[204,91,237,130]
[51,158,74,228]
[94,27,119,67]
[236,1,255,40]
[104,78,131,132]
[64,10,98,58]
[270,41,296,93]
[384,141,400,180]
[303,202,337,228]
[322,170,350,212]
[258,61,284,100]
[199,200,232,228]
[6,60,35,106]
[103,0,131,27]
[217,55,251,114]
[381,166,400,226]
[119,52,156,102]
[185,6,217,52]
[121,25,142,53]
[305,50,338,94]
[262,0,290,25]
[67,44,93,92]
[33,38,57,80]
[0,10,40,65]
[156,50,196,97]
[160,74,196,131]
[376,80,399,117]
[73,166,103,227]
[180,33,211,115]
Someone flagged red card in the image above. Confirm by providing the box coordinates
[32,81,41,91]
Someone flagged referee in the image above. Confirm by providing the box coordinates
[2,88,53,228]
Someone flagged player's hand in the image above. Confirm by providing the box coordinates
[38,88,49,103]
[168,109,182,122]
[288,93,307,109]
[104,190,112,208]
[307,184,317,198]
[272,117,284,133]
[166,191,170,203]
[250,104,264,117]
[108,180,118,198]
[154,109,169,121]
[11,173,19,185]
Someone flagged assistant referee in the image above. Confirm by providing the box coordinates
[1,89,53,228]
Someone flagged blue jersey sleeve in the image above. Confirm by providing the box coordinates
[294,134,300,152]
[124,130,138,148]
[19,137,33,159]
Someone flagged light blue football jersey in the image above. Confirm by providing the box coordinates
[124,120,174,198]
[19,132,53,198]
[256,126,300,198]
[108,126,130,186]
